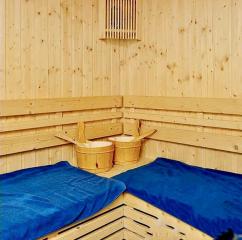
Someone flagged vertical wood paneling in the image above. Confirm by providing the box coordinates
[212,0,231,97]
[111,41,120,95]
[21,0,33,99]
[34,0,48,98]
[3,0,120,100]
[2,2,241,105]
[120,0,242,98]
[0,0,5,100]
[61,0,73,97]
[93,0,103,95]
[5,0,22,99]
[231,0,242,98]
[72,0,83,97]
[48,0,61,97]
[82,1,93,96]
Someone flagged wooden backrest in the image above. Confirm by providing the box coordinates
[123,96,242,154]
[1,95,242,173]
[0,96,123,173]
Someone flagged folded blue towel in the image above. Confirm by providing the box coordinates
[0,161,126,240]
[114,158,242,237]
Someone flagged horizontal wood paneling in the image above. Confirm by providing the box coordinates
[123,110,242,131]
[124,122,242,154]
[0,96,122,172]
[123,95,242,173]
[123,96,242,155]
[0,96,122,117]
[124,96,242,115]
[1,122,122,156]
[1,111,122,133]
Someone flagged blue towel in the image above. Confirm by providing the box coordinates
[0,161,125,240]
[114,158,242,238]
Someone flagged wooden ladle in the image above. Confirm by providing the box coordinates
[131,129,157,142]
[55,132,85,147]
[55,122,91,147]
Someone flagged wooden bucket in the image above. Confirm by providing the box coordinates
[76,141,114,173]
[109,136,141,165]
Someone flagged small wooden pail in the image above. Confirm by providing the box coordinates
[109,136,141,165]
[76,141,114,173]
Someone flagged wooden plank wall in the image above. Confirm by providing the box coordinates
[119,0,242,173]
[0,0,122,173]
[1,0,242,173]
[123,96,242,173]
[0,96,122,173]
[1,0,121,99]
[120,0,242,98]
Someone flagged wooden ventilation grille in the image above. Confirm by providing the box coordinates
[99,0,142,40]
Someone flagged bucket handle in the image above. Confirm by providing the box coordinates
[55,132,84,147]
[131,129,157,142]
[77,122,86,143]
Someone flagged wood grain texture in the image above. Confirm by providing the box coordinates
[1,0,123,101]
[1,111,122,133]
[123,110,242,130]
[1,0,123,172]
[124,193,212,240]
[119,0,242,174]
[124,96,242,115]
[39,197,124,240]
[120,0,242,98]
[124,122,242,154]
[0,96,122,116]
[0,0,5,100]
[123,96,242,173]
[1,122,122,156]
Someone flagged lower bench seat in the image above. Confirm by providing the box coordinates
[0,162,125,240]
[39,196,124,240]
[2,158,241,240]
[124,193,212,240]
[42,192,213,240]
[114,158,242,239]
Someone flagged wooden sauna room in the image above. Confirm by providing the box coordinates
[1,0,242,239]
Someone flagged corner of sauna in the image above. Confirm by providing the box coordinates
[1,0,242,240]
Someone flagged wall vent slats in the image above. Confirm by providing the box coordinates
[99,0,141,40]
